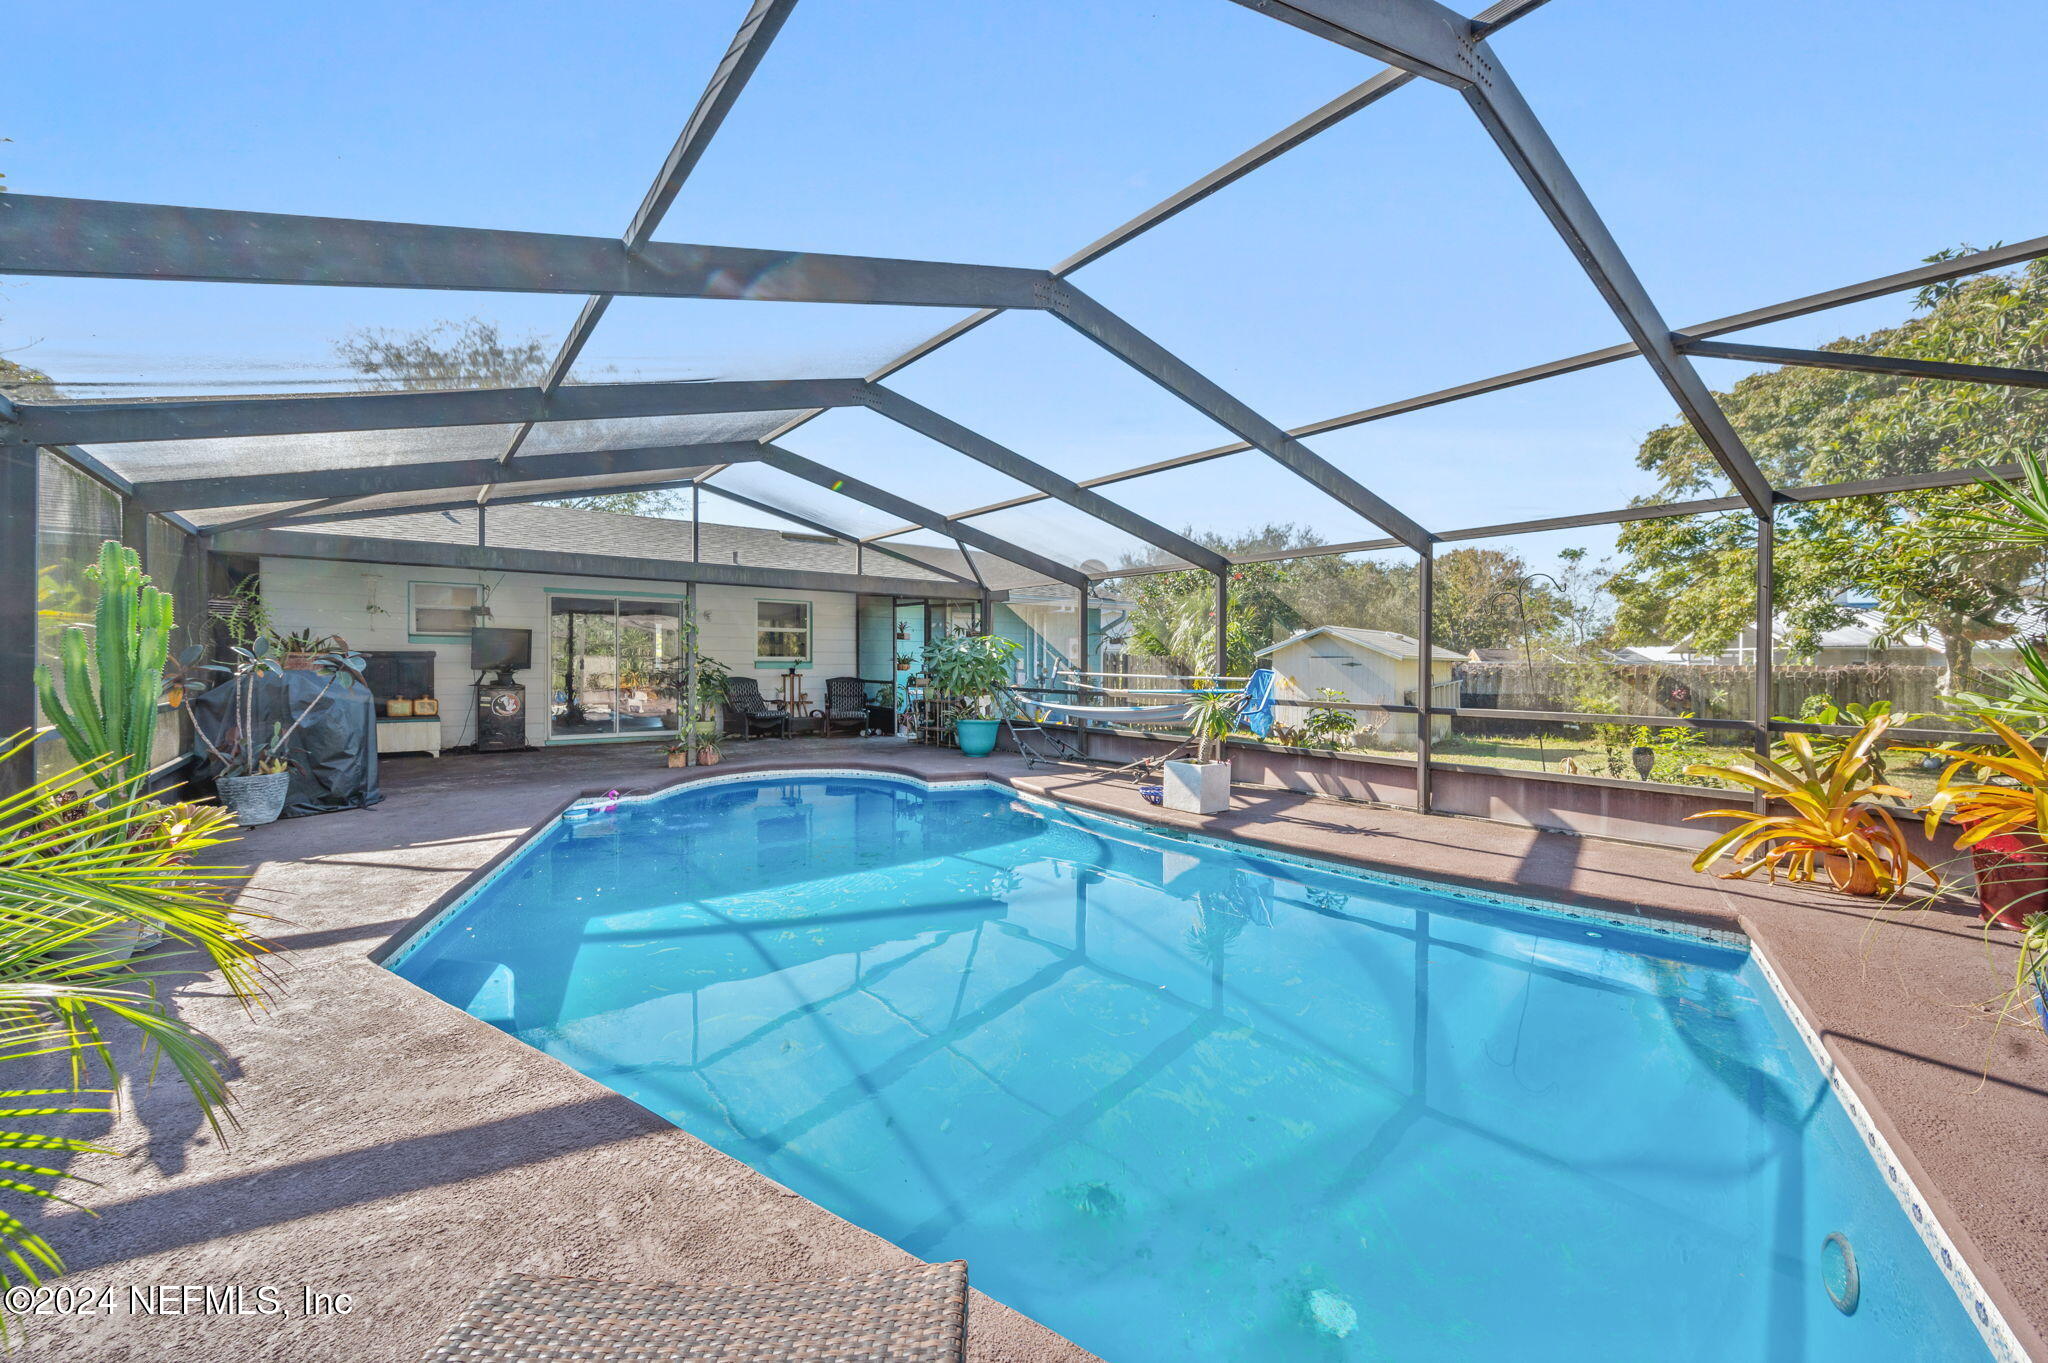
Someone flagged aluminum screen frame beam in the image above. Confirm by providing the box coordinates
[873,234,2048,539]
[488,0,801,488]
[135,440,764,511]
[748,0,1549,461]
[212,528,984,600]
[755,444,1086,590]
[255,477,719,530]
[3,377,865,448]
[0,448,36,796]
[1679,337,2048,391]
[1039,280,1434,551]
[857,385,1229,574]
[0,194,1054,310]
[697,483,982,588]
[1222,0,1775,514]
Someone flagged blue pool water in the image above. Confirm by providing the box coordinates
[390,775,1993,1362]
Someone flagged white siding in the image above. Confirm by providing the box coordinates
[1263,639,1456,743]
[259,558,859,749]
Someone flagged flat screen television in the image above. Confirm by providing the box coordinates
[470,627,532,673]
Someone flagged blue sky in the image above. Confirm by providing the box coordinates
[6,0,2046,572]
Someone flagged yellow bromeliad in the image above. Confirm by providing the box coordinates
[1911,715,2048,849]
[1683,717,1936,896]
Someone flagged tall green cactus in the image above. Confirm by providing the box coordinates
[34,540,174,791]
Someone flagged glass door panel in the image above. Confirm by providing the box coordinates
[549,595,682,740]
[615,601,683,737]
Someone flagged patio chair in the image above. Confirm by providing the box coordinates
[822,676,868,736]
[723,676,793,740]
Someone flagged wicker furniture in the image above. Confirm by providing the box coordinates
[822,676,868,736]
[420,1260,968,1362]
[723,676,793,739]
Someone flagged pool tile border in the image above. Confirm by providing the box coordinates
[379,764,2029,1363]
[1747,944,2025,1363]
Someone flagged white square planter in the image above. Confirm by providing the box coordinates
[1162,759,1231,814]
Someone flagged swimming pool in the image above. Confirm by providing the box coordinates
[387,772,2005,1362]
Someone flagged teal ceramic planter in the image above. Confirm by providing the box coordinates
[954,717,1001,757]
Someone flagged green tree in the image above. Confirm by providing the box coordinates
[334,319,687,518]
[1610,253,2048,687]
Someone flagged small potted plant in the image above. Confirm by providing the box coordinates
[1163,688,1242,815]
[696,727,725,766]
[1683,716,1935,896]
[266,628,348,672]
[921,633,1021,757]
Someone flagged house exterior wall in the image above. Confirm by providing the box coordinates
[258,556,858,749]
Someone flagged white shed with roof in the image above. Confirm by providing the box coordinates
[1253,626,1458,744]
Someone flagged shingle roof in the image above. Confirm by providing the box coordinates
[1255,626,1433,660]
[269,503,1055,589]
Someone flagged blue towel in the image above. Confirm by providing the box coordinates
[1239,667,1277,738]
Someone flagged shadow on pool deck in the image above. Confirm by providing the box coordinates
[17,736,2048,1363]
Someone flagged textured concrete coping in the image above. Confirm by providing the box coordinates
[19,739,2047,1362]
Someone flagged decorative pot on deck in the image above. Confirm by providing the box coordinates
[1822,851,1879,897]
[954,717,1000,757]
[1162,759,1231,814]
[666,751,690,768]
[696,747,723,766]
[217,772,290,827]
[1967,832,2048,929]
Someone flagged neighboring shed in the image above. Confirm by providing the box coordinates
[1254,626,1459,744]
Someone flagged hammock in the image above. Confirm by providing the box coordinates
[1012,669,1277,731]
[1015,697,1197,728]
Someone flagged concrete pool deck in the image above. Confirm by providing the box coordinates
[21,739,2048,1362]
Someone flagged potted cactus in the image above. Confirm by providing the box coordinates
[34,541,177,793]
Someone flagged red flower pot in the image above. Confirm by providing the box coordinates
[1968,832,2048,930]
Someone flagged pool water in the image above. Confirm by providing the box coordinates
[389,775,1992,1362]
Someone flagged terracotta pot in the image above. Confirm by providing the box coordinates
[1822,852,1880,897]
[1968,832,2048,929]
[697,747,723,767]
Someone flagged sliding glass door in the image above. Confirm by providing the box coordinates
[548,596,684,740]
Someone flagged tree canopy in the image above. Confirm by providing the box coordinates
[333,318,687,518]
[1609,254,2048,685]
[1108,525,1572,677]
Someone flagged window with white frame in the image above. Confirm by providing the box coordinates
[756,599,811,661]
[411,581,483,637]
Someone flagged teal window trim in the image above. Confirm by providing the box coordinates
[408,579,485,642]
[754,597,813,666]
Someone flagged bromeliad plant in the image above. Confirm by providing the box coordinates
[0,732,264,1338]
[1911,714,2048,849]
[1684,716,1937,896]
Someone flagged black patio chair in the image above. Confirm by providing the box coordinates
[723,676,793,739]
[822,676,868,736]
